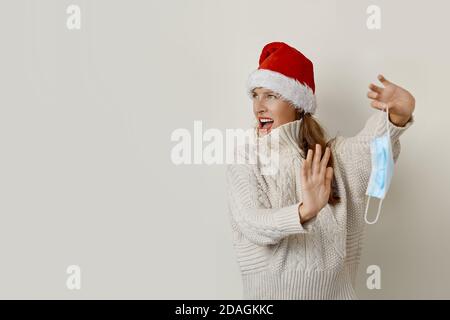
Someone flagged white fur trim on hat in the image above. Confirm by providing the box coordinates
[247,69,317,114]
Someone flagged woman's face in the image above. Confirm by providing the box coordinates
[252,87,297,136]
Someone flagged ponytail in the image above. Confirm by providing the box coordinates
[297,109,341,205]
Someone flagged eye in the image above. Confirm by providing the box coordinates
[268,94,278,99]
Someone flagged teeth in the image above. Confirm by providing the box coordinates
[260,119,273,123]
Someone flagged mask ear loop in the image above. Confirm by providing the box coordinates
[364,104,390,225]
[364,197,383,225]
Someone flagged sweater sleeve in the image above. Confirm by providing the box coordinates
[332,110,414,199]
[226,162,315,246]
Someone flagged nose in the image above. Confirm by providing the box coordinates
[254,99,268,114]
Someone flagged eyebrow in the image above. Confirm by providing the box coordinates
[252,89,275,94]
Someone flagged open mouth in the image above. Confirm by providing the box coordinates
[258,117,274,133]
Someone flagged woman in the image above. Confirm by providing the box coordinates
[226,42,415,299]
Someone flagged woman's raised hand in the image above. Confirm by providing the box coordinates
[298,144,333,223]
[367,74,415,127]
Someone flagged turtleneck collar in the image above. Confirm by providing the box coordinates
[253,119,305,157]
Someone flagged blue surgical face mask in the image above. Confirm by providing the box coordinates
[364,107,394,225]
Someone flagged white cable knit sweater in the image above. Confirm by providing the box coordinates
[226,110,414,299]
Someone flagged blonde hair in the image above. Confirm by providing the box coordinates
[295,109,340,205]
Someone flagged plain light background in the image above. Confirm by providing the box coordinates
[0,0,448,299]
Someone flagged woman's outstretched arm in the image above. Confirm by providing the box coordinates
[333,74,415,199]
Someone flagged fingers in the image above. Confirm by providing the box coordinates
[301,162,307,182]
[302,148,313,182]
[303,144,332,182]
[369,83,383,94]
[367,91,378,99]
[378,74,391,86]
[370,100,388,111]
[319,146,331,176]
[312,144,321,175]
[325,166,333,187]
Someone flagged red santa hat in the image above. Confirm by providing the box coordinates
[247,41,317,114]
